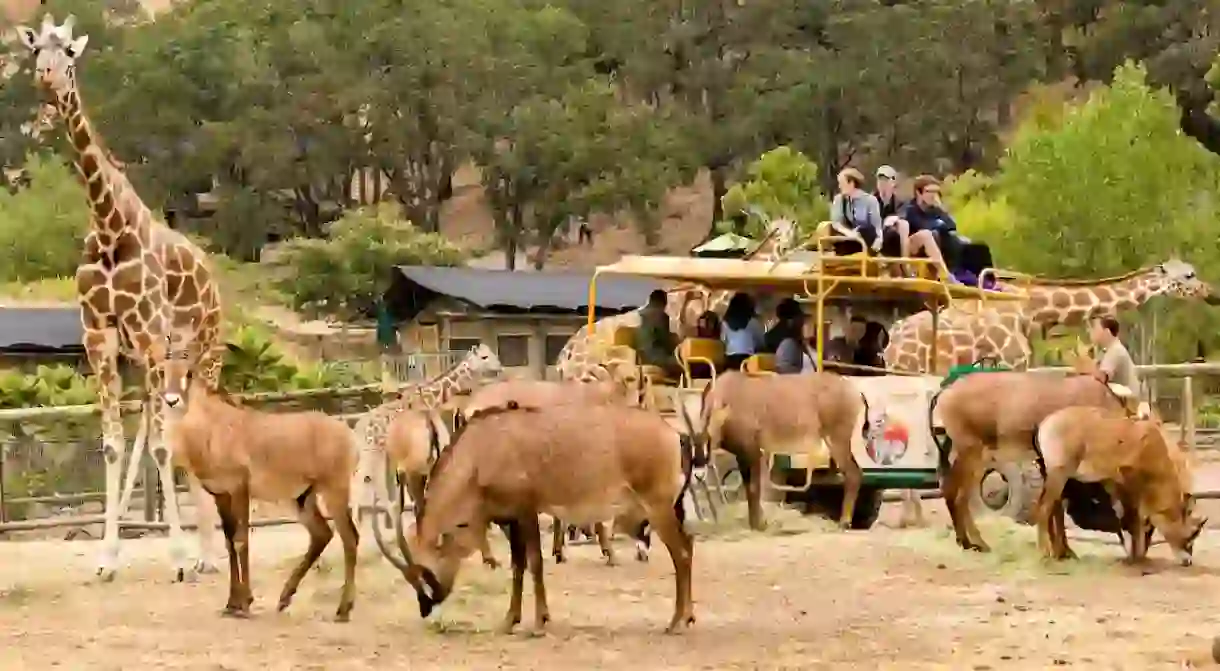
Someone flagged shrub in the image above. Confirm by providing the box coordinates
[0,153,90,284]
[272,203,467,320]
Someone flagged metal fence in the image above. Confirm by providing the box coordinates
[2,357,1219,537]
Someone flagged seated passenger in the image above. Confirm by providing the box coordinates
[828,167,901,257]
[764,298,804,353]
[721,292,765,371]
[821,315,866,370]
[688,310,722,378]
[901,175,961,283]
[874,165,912,258]
[851,321,887,375]
[772,304,808,375]
[634,289,680,376]
[694,310,721,339]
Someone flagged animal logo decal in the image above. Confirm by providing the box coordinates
[865,411,910,466]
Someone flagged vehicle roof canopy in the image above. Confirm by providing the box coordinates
[593,255,1026,309]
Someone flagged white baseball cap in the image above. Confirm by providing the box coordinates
[876,165,898,179]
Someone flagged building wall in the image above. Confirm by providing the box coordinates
[398,304,587,381]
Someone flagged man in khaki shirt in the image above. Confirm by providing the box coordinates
[1088,315,1140,395]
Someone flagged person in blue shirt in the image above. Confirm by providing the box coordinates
[900,175,960,282]
[720,293,765,371]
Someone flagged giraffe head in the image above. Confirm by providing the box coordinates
[1146,259,1213,301]
[457,343,502,381]
[16,14,88,98]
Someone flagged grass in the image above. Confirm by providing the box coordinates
[0,277,76,303]
[0,254,291,313]
[892,514,1118,578]
[687,501,837,541]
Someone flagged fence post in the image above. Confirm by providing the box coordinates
[143,456,158,522]
[1182,375,1196,452]
[0,442,7,525]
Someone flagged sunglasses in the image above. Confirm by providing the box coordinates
[876,174,895,181]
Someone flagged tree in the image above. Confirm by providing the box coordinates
[999,62,1218,276]
[0,153,89,283]
[719,146,826,241]
[997,61,1220,359]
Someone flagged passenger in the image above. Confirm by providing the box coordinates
[822,314,865,369]
[851,321,887,375]
[764,298,804,353]
[873,165,906,220]
[689,310,721,378]
[829,167,902,257]
[721,293,765,371]
[901,175,961,282]
[1088,315,1141,395]
[634,289,681,377]
[772,302,808,374]
[694,311,721,339]
[874,165,911,258]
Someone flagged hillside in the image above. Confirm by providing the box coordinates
[439,164,715,270]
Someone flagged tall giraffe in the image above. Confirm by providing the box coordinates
[883,258,1215,526]
[553,218,798,381]
[353,344,502,519]
[17,15,226,581]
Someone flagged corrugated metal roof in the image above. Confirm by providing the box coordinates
[0,307,83,352]
[388,265,663,321]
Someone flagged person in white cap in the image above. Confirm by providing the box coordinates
[874,164,911,259]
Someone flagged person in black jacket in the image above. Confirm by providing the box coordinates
[900,175,959,282]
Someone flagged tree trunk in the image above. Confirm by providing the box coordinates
[708,164,727,242]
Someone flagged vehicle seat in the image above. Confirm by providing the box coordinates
[677,337,724,385]
[741,353,776,375]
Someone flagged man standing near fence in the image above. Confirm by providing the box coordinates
[1088,315,1142,399]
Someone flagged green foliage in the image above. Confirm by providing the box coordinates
[0,154,89,283]
[999,62,1219,276]
[995,61,1220,362]
[221,324,376,393]
[719,147,828,241]
[0,365,98,409]
[272,203,467,319]
[941,170,1018,243]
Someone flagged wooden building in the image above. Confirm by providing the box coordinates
[384,266,661,380]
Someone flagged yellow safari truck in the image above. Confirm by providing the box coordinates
[588,247,1025,528]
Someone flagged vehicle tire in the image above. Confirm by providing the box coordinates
[974,456,1044,525]
[800,485,884,530]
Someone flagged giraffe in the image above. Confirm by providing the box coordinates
[353,344,503,522]
[882,259,1215,526]
[17,14,226,581]
[552,218,799,381]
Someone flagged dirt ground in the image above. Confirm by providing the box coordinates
[1,501,1219,670]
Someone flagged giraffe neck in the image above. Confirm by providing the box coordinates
[1025,273,1169,329]
[52,77,135,241]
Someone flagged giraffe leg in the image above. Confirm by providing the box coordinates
[146,365,194,582]
[89,327,128,582]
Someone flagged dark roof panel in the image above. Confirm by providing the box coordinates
[0,308,83,352]
[388,266,663,320]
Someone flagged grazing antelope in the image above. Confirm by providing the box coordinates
[1034,405,1203,565]
[379,394,710,634]
[161,338,361,621]
[701,370,879,531]
[935,367,1140,553]
[457,367,649,566]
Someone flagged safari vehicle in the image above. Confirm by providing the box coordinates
[588,242,1026,529]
